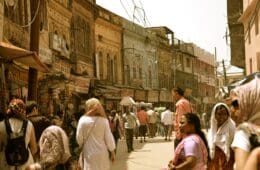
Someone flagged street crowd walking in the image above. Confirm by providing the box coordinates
[0,73,259,170]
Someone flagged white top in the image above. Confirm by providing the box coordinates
[161,109,173,125]
[76,116,115,170]
[231,129,251,152]
[0,118,34,170]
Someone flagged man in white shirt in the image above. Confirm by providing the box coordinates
[161,106,174,141]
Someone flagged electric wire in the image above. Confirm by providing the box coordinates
[119,0,132,20]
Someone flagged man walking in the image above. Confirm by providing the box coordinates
[136,105,148,143]
[161,106,174,141]
[122,107,137,153]
[172,87,192,147]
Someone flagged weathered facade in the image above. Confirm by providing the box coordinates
[146,27,174,106]
[93,5,123,110]
[173,39,199,112]
[193,44,216,113]
[227,0,245,68]
[122,19,160,105]
[238,0,260,75]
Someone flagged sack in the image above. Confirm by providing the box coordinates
[4,119,29,166]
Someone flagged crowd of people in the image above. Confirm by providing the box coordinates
[0,73,259,170]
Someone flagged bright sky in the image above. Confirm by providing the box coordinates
[96,0,230,62]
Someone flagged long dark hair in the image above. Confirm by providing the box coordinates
[184,113,209,157]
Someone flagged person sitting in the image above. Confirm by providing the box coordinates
[167,113,209,170]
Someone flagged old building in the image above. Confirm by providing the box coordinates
[93,5,123,110]
[146,27,174,106]
[193,45,216,113]
[173,39,199,111]
[238,0,260,75]
[0,0,48,112]
[122,20,160,106]
[227,0,245,69]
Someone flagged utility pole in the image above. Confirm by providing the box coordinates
[222,59,227,86]
[28,0,41,101]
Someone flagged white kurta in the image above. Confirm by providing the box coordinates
[0,118,34,170]
[76,116,115,170]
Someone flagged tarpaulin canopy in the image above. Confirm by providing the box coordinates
[0,42,49,72]
[120,96,136,106]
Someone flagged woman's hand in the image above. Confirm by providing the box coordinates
[110,151,116,163]
[168,160,175,170]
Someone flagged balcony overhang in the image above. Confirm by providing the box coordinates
[0,42,49,72]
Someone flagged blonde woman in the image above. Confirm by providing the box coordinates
[76,98,116,170]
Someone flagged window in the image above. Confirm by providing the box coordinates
[133,67,136,79]
[98,52,103,79]
[139,68,142,79]
[255,11,259,35]
[249,58,253,74]
[248,24,251,44]
[114,56,118,82]
[4,0,29,30]
[257,52,260,71]
[107,54,113,81]
[148,66,152,86]
[186,58,190,68]
[125,65,130,85]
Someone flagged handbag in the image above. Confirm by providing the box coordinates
[77,117,98,170]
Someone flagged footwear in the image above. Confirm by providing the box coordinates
[164,138,167,141]
[140,140,143,143]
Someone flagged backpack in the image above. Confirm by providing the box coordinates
[4,119,29,166]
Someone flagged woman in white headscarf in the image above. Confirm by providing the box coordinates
[230,73,260,170]
[208,103,236,170]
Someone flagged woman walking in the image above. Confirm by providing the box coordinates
[76,98,116,170]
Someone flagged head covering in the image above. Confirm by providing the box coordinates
[85,98,106,117]
[230,74,260,123]
[7,98,26,119]
[39,125,71,166]
[208,103,236,161]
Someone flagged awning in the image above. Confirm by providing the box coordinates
[120,96,136,106]
[0,42,49,72]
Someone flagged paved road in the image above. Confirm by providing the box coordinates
[111,136,174,170]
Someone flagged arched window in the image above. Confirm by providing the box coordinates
[99,51,103,79]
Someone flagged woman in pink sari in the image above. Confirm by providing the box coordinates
[167,113,209,170]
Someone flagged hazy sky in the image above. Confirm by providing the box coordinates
[96,0,229,62]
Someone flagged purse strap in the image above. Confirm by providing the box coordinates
[81,117,98,167]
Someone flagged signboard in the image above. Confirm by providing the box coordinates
[121,88,134,97]
[135,90,146,101]
[147,90,159,102]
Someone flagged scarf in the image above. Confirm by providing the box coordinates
[230,74,260,123]
[39,125,71,166]
[208,103,236,161]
